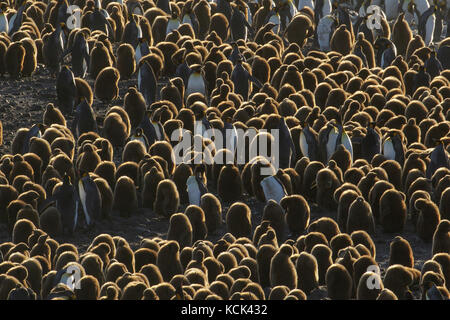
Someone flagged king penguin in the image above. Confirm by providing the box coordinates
[186,64,206,101]
[194,108,211,139]
[221,116,239,157]
[230,4,253,41]
[135,38,150,66]
[325,120,353,163]
[166,11,181,35]
[72,97,98,139]
[0,7,9,34]
[374,37,397,68]
[139,109,166,147]
[316,15,337,52]
[260,173,287,204]
[266,6,281,34]
[187,165,208,206]
[383,131,405,165]
[231,57,263,101]
[417,1,436,46]
[64,31,90,78]
[8,0,26,36]
[50,173,79,235]
[361,123,381,163]
[22,124,44,154]
[78,170,102,228]
[300,124,320,161]
[130,127,149,150]
[138,60,157,106]
[278,116,296,169]
[426,138,450,179]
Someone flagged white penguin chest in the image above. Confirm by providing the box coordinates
[187,74,205,96]
[0,15,8,33]
[383,139,395,160]
[187,176,201,206]
[166,19,180,34]
[260,176,286,204]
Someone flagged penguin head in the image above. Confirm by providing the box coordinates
[63,173,72,184]
[135,128,143,137]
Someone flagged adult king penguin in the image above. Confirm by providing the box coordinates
[186,64,206,101]
[231,57,263,101]
[187,165,208,206]
[300,124,320,161]
[135,38,150,66]
[78,171,102,228]
[72,97,98,139]
[139,109,166,147]
[0,7,9,34]
[138,60,157,106]
[166,12,181,35]
[426,138,450,179]
[361,123,381,163]
[260,174,287,204]
[383,131,405,165]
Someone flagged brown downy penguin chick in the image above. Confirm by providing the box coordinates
[415,198,440,242]
[347,197,376,235]
[307,218,340,243]
[262,200,285,242]
[89,41,112,79]
[315,168,341,211]
[270,244,297,290]
[380,189,407,233]
[295,252,319,295]
[383,264,414,300]
[103,112,130,148]
[81,253,104,286]
[331,25,353,56]
[280,195,310,236]
[142,167,165,210]
[200,193,222,234]
[5,41,25,78]
[115,240,135,273]
[217,163,243,203]
[43,103,66,127]
[392,13,412,57]
[388,236,414,268]
[326,263,353,300]
[39,207,63,237]
[329,144,352,175]
[19,38,37,77]
[93,177,113,219]
[226,202,252,239]
[154,179,180,218]
[113,176,138,217]
[185,205,207,242]
[432,220,450,256]
[117,43,136,80]
[12,219,35,244]
[94,67,120,103]
[284,14,314,48]
[123,87,146,129]
[16,204,39,228]
[122,140,146,164]
[406,35,425,61]
[157,241,183,282]
[172,163,192,205]
[357,271,384,300]
[167,213,193,249]
[336,189,360,232]
[75,275,100,300]
[311,244,333,286]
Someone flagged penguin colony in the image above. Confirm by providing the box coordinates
[0,0,450,300]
